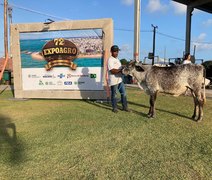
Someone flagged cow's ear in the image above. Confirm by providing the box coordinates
[135,65,144,72]
[128,60,136,67]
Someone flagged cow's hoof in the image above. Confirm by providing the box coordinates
[147,114,155,118]
[191,115,196,120]
[196,117,203,122]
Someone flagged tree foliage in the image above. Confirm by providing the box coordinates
[120,59,128,65]
[202,61,212,78]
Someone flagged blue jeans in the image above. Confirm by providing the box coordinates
[110,82,128,110]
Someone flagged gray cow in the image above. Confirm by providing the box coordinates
[122,61,206,121]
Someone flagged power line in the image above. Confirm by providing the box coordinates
[0,3,70,20]
[115,28,212,45]
[157,31,185,42]
[157,31,212,45]
[115,28,151,33]
[1,3,212,45]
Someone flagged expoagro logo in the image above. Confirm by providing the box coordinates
[42,38,78,71]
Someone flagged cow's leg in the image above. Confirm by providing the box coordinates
[188,87,199,120]
[148,91,158,118]
[147,103,152,117]
[191,90,198,120]
[196,91,204,121]
[147,94,152,116]
[198,98,204,121]
[192,89,204,122]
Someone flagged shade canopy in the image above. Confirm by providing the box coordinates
[173,0,212,14]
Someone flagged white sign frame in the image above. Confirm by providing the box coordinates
[11,18,113,99]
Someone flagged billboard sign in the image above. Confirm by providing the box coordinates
[11,19,113,99]
[20,29,104,91]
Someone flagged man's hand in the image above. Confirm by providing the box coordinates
[110,68,123,75]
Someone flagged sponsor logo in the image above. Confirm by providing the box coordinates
[28,74,40,78]
[67,74,72,78]
[67,74,89,78]
[39,80,44,85]
[42,38,78,71]
[44,81,56,85]
[74,81,85,85]
[57,81,63,85]
[43,74,56,78]
[48,82,56,85]
[90,74,96,78]
[64,81,72,85]
[58,73,65,79]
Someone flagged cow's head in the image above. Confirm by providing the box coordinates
[122,60,152,83]
[122,60,145,76]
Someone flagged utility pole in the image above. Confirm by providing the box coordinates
[134,0,140,62]
[0,0,9,80]
[151,24,158,65]
[8,5,12,56]
[193,45,196,56]
[185,6,193,55]
[4,0,8,60]
[164,46,166,64]
[8,5,12,24]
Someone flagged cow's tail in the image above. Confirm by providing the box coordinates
[202,67,206,104]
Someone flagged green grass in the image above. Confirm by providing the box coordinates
[0,88,212,179]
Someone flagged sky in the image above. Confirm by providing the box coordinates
[0,0,212,62]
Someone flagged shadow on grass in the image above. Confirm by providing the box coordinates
[127,100,194,121]
[0,85,15,97]
[84,100,148,118]
[0,86,8,95]
[0,114,25,165]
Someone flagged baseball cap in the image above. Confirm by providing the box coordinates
[111,45,121,52]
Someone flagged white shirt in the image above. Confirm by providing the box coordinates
[183,60,191,64]
[107,56,122,86]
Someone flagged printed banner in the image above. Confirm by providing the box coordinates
[19,29,104,91]
[22,67,103,90]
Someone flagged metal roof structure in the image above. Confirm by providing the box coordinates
[172,0,212,58]
[173,0,212,14]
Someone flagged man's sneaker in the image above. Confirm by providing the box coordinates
[112,109,118,113]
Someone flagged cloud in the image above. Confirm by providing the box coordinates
[194,43,212,51]
[193,33,212,51]
[119,44,133,60]
[120,44,131,52]
[146,0,168,13]
[203,19,212,27]
[170,1,186,15]
[197,33,206,41]
[170,1,200,15]
[121,0,134,6]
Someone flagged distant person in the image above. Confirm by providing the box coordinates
[107,45,130,113]
[183,53,192,64]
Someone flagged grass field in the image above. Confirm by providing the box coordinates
[0,88,212,179]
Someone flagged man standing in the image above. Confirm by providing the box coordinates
[107,45,130,113]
